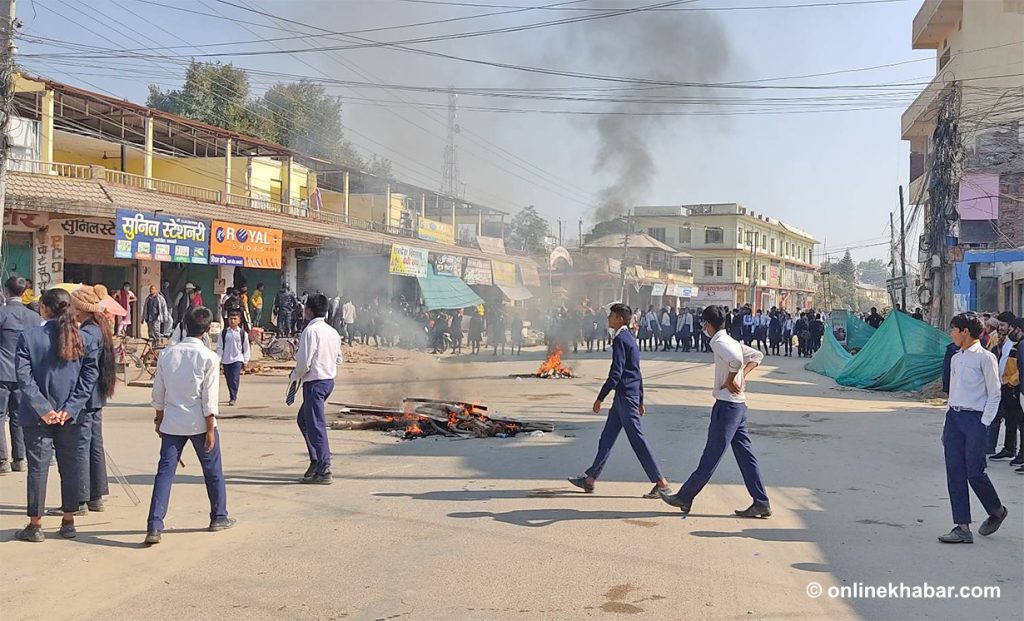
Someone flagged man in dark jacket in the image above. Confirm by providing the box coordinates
[569,303,670,498]
[866,307,884,329]
[0,277,39,473]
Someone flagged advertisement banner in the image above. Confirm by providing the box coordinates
[464,258,492,285]
[389,244,429,277]
[491,260,517,287]
[4,210,47,232]
[698,284,735,305]
[114,209,208,264]
[678,285,699,298]
[651,283,666,297]
[417,217,455,245]
[55,217,116,240]
[477,235,506,256]
[606,257,621,274]
[519,263,541,287]
[210,220,283,269]
[433,253,463,278]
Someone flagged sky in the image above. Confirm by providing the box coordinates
[15,0,938,263]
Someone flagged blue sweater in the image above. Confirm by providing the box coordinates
[16,322,100,426]
[598,328,644,404]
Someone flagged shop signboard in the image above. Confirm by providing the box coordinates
[114,209,209,264]
[464,258,492,285]
[389,244,429,277]
[210,220,283,269]
[55,217,117,240]
[651,283,666,297]
[417,217,455,245]
[491,260,517,287]
[519,263,541,287]
[433,253,463,278]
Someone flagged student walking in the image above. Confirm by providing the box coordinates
[782,313,795,357]
[938,313,1009,543]
[660,305,770,517]
[15,288,100,542]
[290,294,343,485]
[0,277,38,474]
[569,304,670,498]
[219,311,250,406]
[146,307,234,545]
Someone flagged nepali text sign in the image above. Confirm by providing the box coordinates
[389,244,429,277]
[651,283,666,297]
[433,253,463,278]
[210,221,283,269]
[56,217,116,239]
[4,210,46,232]
[417,217,455,245]
[519,263,541,287]
[491,260,517,287]
[115,209,208,264]
[463,258,492,285]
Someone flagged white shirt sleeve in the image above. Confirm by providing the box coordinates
[201,354,220,419]
[151,358,166,411]
[740,343,765,367]
[290,330,313,383]
[243,332,251,365]
[981,351,1002,426]
[714,338,744,372]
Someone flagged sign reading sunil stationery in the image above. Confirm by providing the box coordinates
[210,221,283,269]
[115,209,209,264]
[389,244,429,277]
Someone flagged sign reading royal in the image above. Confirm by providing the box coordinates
[115,209,208,264]
[210,221,283,269]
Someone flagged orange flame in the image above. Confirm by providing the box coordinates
[537,345,573,377]
[405,423,423,436]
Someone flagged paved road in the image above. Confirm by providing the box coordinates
[2,346,1021,620]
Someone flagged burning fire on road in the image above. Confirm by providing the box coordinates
[536,345,575,379]
[331,399,553,440]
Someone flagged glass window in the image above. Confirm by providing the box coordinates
[678,226,691,244]
[704,260,715,277]
[716,259,724,277]
[678,258,692,272]
[761,233,767,249]
[761,265,767,281]
[648,227,666,243]
[705,227,724,244]
[736,259,743,277]
[770,238,775,254]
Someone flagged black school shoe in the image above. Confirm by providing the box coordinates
[989,448,1015,460]
[1009,454,1024,467]
[300,462,317,482]
[209,517,237,532]
[978,506,1008,537]
[567,476,594,494]
[59,521,77,539]
[657,489,692,514]
[15,525,44,542]
[735,503,772,518]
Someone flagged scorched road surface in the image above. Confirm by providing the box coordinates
[1,347,1021,620]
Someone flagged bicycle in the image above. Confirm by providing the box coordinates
[114,336,164,384]
[255,330,298,362]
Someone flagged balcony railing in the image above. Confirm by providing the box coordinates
[105,170,223,203]
[9,159,93,179]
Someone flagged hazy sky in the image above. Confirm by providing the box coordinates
[17,0,937,262]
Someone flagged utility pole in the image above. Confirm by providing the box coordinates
[746,231,756,308]
[619,210,631,303]
[889,212,897,278]
[0,0,17,258]
[578,218,583,250]
[898,184,908,311]
[557,218,563,247]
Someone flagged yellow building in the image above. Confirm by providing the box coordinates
[630,204,818,312]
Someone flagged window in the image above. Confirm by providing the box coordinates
[705,227,724,244]
[716,259,724,276]
[677,258,692,272]
[761,265,767,281]
[770,238,776,254]
[704,260,716,277]
[648,227,666,243]
[785,242,790,257]
[761,233,767,249]
[678,226,691,244]
[738,226,744,244]
[736,259,743,278]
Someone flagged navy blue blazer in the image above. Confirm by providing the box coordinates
[16,322,101,426]
[598,328,644,404]
[80,320,108,410]
[0,299,41,383]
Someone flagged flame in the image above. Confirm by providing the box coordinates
[537,345,574,377]
[405,423,423,436]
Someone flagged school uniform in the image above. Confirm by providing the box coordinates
[943,342,1003,525]
[782,318,795,356]
[0,297,38,467]
[291,318,343,478]
[16,323,101,516]
[148,337,228,533]
[77,321,110,507]
[219,326,250,404]
[742,313,754,344]
[585,326,663,483]
[668,330,769,508]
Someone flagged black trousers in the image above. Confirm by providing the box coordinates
[78,409,109,504]
[0,381,26,463]
[25,422,82,517]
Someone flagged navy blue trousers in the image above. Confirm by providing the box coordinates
[24,422,82,516]
[298,379,335,475]
[147,430,228,532]
[942,408,1002,525]
[223,362,243,402]
[78,408,109,504]
[0,381,25,463]
[675,400,769,505]
[586,393,663,483]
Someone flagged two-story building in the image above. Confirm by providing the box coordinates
[629,204,818,312]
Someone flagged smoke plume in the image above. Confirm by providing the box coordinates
[575,9,732,223]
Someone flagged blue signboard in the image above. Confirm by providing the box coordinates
[114,209,209,264]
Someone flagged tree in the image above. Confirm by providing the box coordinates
[506,206,550,254]
[857,258,889,287]
[148,61,267,138]
[259,81,362,166]
[365,156,394,181]
[835,250,857,283]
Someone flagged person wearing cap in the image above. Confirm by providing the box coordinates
[0,277,39,474]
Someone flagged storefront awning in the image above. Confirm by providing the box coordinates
[417,267,484,311]
[497,284,534,301]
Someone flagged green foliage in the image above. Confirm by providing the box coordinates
[857,258,889,287]
[259,81,361,166]
[147,62,266,137]
[835,250,857,282]
[506,206,550,254]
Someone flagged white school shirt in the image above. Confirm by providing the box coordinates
[289,317,343,384]
[678,313,693,332]
[342,301,356,325]
[661,313,672,327]
[151,337,220,436]
[948,341,1001,426]
[219,326,250,365]
[783,318,795,333]
[709,329,764,403]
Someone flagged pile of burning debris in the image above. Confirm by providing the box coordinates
[331,398,553,440]
[536,345,575,379]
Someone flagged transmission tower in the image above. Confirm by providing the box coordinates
[440,86,461,198]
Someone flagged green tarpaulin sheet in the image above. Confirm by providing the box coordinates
[834,311,952,392]
[417,266,484,311]
[845,315,877,351]
[805,328,854,379]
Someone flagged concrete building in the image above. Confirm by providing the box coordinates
[628,204,818,312]
[901,0,1024,321]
